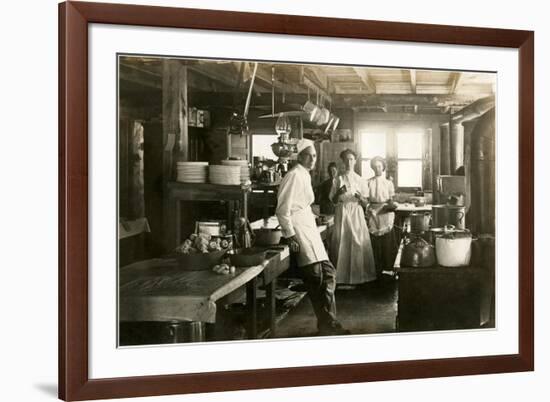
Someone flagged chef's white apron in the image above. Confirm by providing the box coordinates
[292,207,329,267]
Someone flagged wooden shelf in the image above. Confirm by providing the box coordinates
[166,181,252,252]
[167,182,250,201]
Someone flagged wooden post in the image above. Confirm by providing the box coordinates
[163,59,188,168]
[266,281,277,337]
[246,277,258,339]
[162,59,189,251]
[180,67,189,160]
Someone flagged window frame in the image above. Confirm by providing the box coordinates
[395,131,425,191]
[359,128,429,192]
[358,130,387,181]
[251,133,279,160]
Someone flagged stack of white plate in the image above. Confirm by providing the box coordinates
[221,159,250,184]
[176,161,208,183]
[209,165,241,185]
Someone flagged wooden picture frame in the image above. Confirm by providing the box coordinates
[59,1,534,400]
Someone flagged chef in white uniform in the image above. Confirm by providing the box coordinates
[276,139,350,336]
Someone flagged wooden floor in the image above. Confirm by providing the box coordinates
[273,279,398,339]
[119,278,398,345]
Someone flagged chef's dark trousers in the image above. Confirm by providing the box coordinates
[301,260,338,330]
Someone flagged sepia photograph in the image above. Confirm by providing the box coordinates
[117,55,496,346]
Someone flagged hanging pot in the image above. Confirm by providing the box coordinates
[315,107,330,126]
[400,236,436,268]
[331,116,340,131]
[434,225,472,267]
[302,100,321,123]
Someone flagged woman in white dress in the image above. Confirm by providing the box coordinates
[366,156,398,277]
[329,149,377,285]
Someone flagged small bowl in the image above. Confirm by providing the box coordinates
[229,247,267,267]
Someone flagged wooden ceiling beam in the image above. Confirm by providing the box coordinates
[301,75,332,104]
[119,62,162,89]
[410,69,417,94]
[255,65,299,93]
[449,72,463,94]
[352,67,376,93]
[335,93,482,108]
[187,91,482,110]
[188,65,239,89]
[119,58,238,93]
[305,66,328,90]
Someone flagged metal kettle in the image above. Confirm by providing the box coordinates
[400,236,436,268]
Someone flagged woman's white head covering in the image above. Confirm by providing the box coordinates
[296,139,315,155]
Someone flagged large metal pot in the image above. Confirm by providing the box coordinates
[434,225,472,267]
[400,236,436,268]
[432,205,466,229]
[253,226,283,246]
[409,212,431,233]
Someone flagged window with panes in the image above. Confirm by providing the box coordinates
[360,130,427,191]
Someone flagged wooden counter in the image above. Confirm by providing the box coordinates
[119,245,290,342]
[394,239,489,332]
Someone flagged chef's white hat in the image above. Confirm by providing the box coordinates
[296,139,315,155]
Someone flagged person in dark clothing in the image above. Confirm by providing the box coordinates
[315,162,338,215]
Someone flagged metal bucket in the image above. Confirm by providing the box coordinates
[431,205,466,230]
[409,212,431,233]
[187,321,205,342]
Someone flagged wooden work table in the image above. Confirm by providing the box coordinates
[119,245,290,342]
